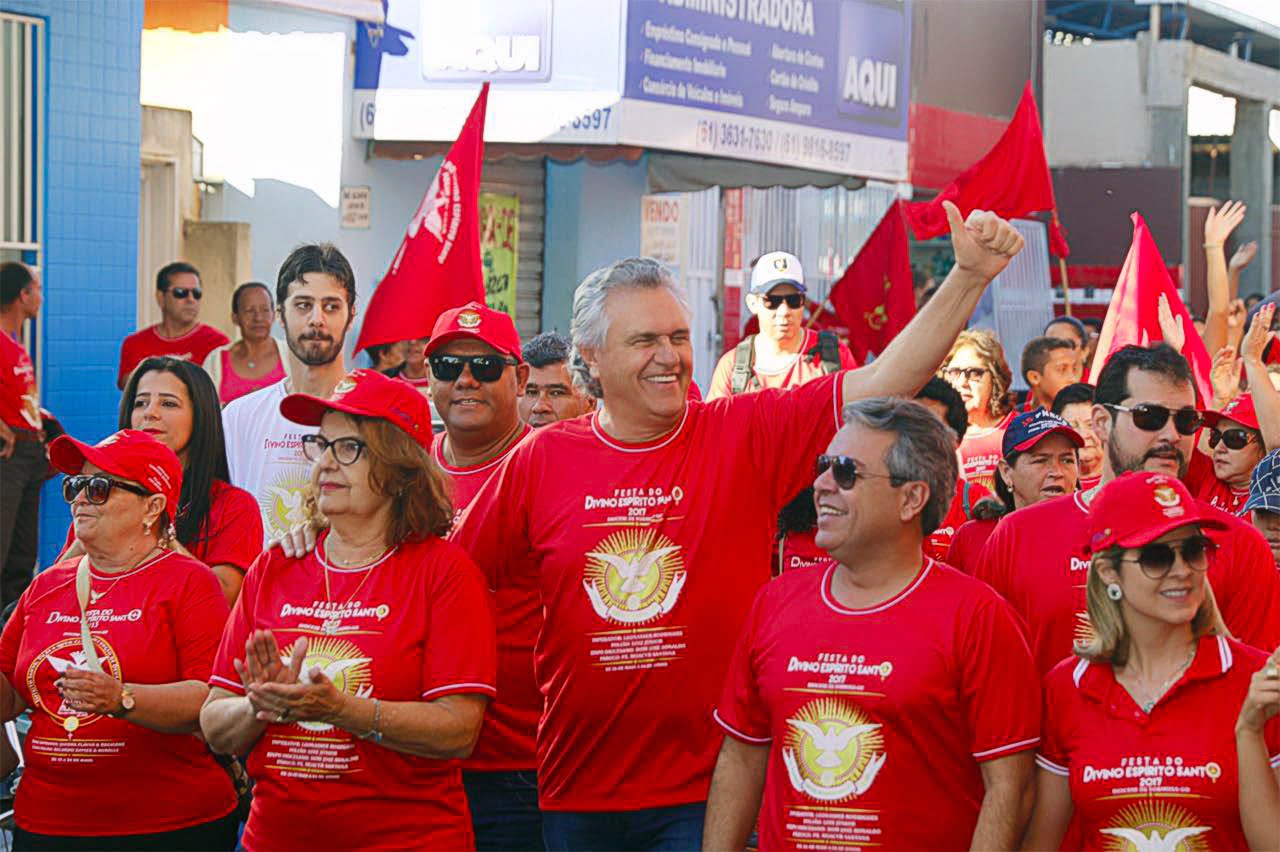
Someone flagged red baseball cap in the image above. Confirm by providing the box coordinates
[424,301,522,361]
[1202,393,1259,432]
[49,429,183,516]
[1087,471,1230,553]
[280,368,433,451]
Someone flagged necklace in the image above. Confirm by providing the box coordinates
[88,547,164,605]
[1130,644,1197,713]
[318,540,389,635]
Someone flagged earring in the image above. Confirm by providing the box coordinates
[1106,582,1123,601]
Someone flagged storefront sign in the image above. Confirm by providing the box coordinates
[340,185,371,229]
[480,193,519,321]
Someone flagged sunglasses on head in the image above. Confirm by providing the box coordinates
[63,474,153,505]
[1208,427,1257,451]
[428,353,517,383]
[761,293,805,310]
[1117,534,1214,580]
[169,287,202,301]
[815,454,896,490]
[1104,403,1203,436]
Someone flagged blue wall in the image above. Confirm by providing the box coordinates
[3,0,143,566]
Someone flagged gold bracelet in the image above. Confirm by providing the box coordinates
[1204,243,1223,249]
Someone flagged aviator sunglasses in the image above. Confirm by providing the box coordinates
[761,293,805,310]
[815,454,896,491]
[169,286,202,300]
[1208,427,1257,451]
[62,474,153,505]
[428,353,518,383]
[1104,403,1204,436]
[1117,534,1214,580]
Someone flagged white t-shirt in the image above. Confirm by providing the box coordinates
[221,379,313,545]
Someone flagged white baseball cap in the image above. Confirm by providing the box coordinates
[750,251,806,295]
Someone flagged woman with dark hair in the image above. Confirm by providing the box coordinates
[201,282,289,405]
[62,357,262,602]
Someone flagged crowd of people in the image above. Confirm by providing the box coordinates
[0,196,1276,852]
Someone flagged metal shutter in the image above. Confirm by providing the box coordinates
[481,156,544,339]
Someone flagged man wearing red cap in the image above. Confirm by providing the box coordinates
[977,343,1280,677]
[454,204,1027,849]
[222,244,356,545]
[1186,394,1267,516]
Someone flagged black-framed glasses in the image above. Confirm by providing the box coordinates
[428,354,517,383]
[169,287,202,301]
[1104,403,1204,436]
[761,293,804,310]
[1208,427,1257,451]
[1118,534,1214,580]
[301,434,367,465]
[942,366,989,384]
[815,454,896,491]
[63,474,153,505]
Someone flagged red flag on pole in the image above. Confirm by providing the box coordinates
[1088,212,1212,402]
[905,80,1070,258]
[355,84,489,354]
[829,200,916,362]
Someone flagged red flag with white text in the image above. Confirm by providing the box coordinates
[829,200,916,361]
[355,84,489,353]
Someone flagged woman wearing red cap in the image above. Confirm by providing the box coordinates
[0,429,238,850]
[200,369,496,851]
[1025,472,1280,850]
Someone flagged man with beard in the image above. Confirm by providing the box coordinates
[222,244,356,545]
[976,344,1280,675]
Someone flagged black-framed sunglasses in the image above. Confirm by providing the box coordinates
[169,286,202,301]
[1104,403,1204,436]
[63,474,153,505]
[1208,427,1257,451]
[761,293,805,310]
[301,434,367,466]
[815,454,896,491]
[1118,534,1215,580]
[428,354,518,383]
[942,366,989,384]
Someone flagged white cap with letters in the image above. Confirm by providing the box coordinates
[749,251,806,295]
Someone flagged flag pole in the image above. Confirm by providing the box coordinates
[806,301,829,329]
[1058,257,1072,318]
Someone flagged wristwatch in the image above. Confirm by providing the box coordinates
[112,685,136,718]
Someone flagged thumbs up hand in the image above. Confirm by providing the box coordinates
[945,201,1025,284]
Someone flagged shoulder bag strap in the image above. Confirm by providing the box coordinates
[74,556,104,673]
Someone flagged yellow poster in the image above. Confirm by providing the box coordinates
[480,193,519,321]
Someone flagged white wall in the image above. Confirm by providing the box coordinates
[1044,41,1150,167]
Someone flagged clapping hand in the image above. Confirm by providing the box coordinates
[1237,647,1280,733]
[234,630,305,721]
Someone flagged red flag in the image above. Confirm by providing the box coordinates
[829,200,916,361]
[1088,212,1212,402]
[355,84,489,354]
[906,81,1070,258]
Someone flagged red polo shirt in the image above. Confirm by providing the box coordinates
[947,517,999,575]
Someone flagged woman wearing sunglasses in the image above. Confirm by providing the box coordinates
[1184,393,1267,516]
[1025,471,1280,850]
[0,429,238,850]
[200,369,496,851]
[941,329,1015,493]
[62,357,262,604]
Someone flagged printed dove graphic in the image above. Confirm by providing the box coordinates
[787,719,882,769]
[46,651,89,673]
[586,546,681,594]
[282,655,371,685]
[268,486,306,525]
[1099,826,1211,852]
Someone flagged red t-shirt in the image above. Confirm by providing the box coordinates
[209,533,497,851]
[1185,449,1250,517]
[948,517,999,575]
[117,323,229,388]
[923,478,991,562]
[716,560,1041,850]
[433,425,541,772]
[454,375,846,810]
[957,410,1015,493]
[778,528,835,574]
[707,329,858,399]
[0,331,39,431]
[977,490,1280,676]
[0,551,235,836]
[1038,636,1280,851]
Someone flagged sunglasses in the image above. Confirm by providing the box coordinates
[301,434,366,466]
[761,293,805,310]
[815,454,896,490]
[1118,534,1214,580]
[942,366,989,384]
[169,287,202,301]
[1208,427,1257,451]
[63,474,153,505]
[1104,403,1204,436]
[428,354,517,383]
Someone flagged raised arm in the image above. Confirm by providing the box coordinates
[1203,201,1246,356]
[1235,648,1280,851]
[843,202,1024,403]
[1242,304,1280,453]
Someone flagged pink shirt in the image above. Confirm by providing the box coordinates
[217,348,286,405]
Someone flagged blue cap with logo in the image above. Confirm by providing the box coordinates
[1001,408,1084,458]
[1245,449,1280,515]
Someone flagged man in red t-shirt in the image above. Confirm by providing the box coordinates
[707,251,857,400]
[704,398,1039,850]
[0,262,49,605]
[976,343,1280,676]
[117,262,229,388]
[1185,393,1265,516]
[454,206,1027,849]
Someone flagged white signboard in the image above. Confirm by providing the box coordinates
[340,185,371,229]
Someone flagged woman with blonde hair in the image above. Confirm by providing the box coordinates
[941,328,1014,491]
[1025,471,1280,850]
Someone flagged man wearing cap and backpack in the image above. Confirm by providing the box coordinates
[707,252,856,400]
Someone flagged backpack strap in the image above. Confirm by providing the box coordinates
[730,335,758,395]
[807,330,842,375]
